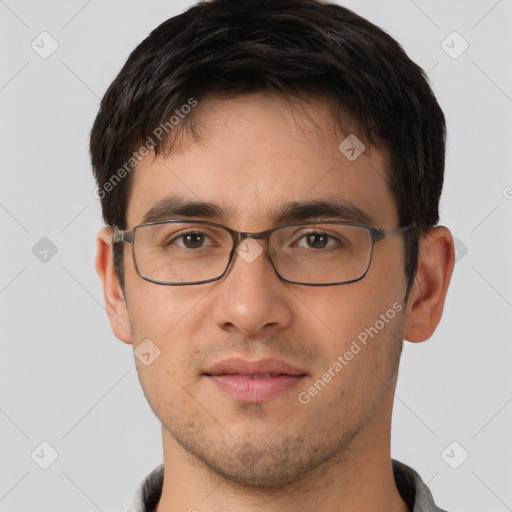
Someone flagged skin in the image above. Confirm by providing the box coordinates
[96,92,454,511]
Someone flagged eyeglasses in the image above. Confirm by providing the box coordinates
[112,219,416,286]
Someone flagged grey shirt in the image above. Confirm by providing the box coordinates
[127,459,448,512]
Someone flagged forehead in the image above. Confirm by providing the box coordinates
[126,93,398,230]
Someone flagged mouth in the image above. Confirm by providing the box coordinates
[203,357,308,402]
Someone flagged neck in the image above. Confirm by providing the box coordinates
[154,394,407,512]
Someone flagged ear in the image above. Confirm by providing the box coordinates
[95,226,133,345]
[403,226,455,343]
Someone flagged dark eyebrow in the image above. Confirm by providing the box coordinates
[141,196,230,224]
[270,199,375,225]
[141,196,375,226]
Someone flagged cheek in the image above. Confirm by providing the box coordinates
[368,238,408,298]
[125,282,209,407]
[291,280,405,381]
[132,328,204,426]
[126,276,210,342]
[291,282,401,344]
[135,360,191,430]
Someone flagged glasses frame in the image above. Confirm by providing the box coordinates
[112,219,417,287]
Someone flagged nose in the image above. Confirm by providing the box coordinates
[211,237,293,336]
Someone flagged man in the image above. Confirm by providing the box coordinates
[91,0,454,510]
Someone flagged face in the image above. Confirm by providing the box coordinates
[119,93,409,487]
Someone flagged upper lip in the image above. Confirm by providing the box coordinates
[204,357,307,376]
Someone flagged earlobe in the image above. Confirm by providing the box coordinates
[403,226,455,343]
[95,226,133,345]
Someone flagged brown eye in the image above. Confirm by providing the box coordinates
[294,231,341,250]
[306,233,328,248]
[181,233,206,249]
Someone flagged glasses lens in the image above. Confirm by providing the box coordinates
[270,223,372,284]
[133,222,232,283]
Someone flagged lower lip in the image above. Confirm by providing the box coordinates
[207,374,306,402]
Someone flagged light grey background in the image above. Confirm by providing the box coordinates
[1,0,511,510]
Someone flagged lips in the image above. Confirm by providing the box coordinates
[204,357,307,402]
[205,357,306,377]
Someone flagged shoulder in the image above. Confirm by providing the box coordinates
[392,459,450,512]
